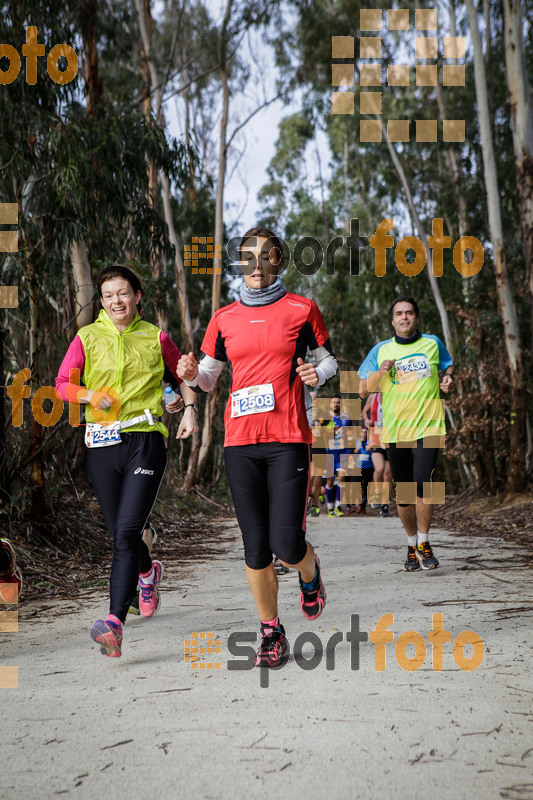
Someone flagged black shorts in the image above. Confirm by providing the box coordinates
[370,447,388,460]
[224,442,310,570]
[386,439,439,503]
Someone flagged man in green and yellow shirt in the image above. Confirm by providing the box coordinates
[359,296,454,572]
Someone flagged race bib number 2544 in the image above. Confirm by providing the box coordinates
[85,422,122,448]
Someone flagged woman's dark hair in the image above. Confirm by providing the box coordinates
[389,295,419,319]
[239,227,285,269]
[97,265,144,297]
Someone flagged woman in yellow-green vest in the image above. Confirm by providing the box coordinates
[56,266,199,658]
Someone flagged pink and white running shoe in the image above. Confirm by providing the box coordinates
[90,619,123,658]
[138,560,164,617]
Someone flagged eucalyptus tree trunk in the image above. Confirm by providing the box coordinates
[135,0,199,490]
[184,87,196,210]
[211,0,233,317]
[503,0,533,353]
[27,255,44,522]
[195,0,233,484]
[466,0,526,493]
[68,0,101,334]
[436,1,469,261]
[343,134,349,234]
[140,0,167,331]
[70,240,94,330]
[82,0,102,114]
[429,0,494,487]
[135,0,194,352]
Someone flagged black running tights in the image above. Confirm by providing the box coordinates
[224,442,310,570]
[86,432,167,622]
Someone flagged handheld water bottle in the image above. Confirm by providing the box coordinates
[164,386,177,412]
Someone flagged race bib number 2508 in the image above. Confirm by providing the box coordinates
[231,383,275,418]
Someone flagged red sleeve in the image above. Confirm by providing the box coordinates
[160,331,183,384]
[308,301,329,348]
[55,336,86,402]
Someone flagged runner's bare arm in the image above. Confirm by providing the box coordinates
[359,361,396,398]
[362,395,373,427]
[440,367,454,393]
[175,382,199,438]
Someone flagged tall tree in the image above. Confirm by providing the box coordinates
[135,0,195,351]
[466,0,526,493]
[503,0,533,350]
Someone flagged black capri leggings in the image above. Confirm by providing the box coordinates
[359,465,374,507]
[86,432,167,622]
[224,442,310,570]
[386,439,439,505]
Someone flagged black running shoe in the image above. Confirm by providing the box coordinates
[299,554,326,620]
[273,557,289,574]
[404,546,421,572]
[255,624,289,667]
[416,541,439,570]
[380,505,389,517]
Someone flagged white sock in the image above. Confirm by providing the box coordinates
[417,531,428,546]
[327,503,334,510]
[407,535,417,547]
[140,567,155,584]
[335,500,342,508]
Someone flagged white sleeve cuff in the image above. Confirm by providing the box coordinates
[312,346,338,386]
[185,354,225,392]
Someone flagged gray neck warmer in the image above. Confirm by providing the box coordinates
[240,276,287,306]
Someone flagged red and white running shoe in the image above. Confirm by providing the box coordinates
[139,560,164,617]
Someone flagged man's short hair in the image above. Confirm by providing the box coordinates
[390,296,419,318]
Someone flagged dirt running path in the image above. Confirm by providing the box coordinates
[1,515,532,800]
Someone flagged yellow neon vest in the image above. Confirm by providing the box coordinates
[78,310,168,437]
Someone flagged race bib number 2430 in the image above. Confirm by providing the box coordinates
[394,354,432,383]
